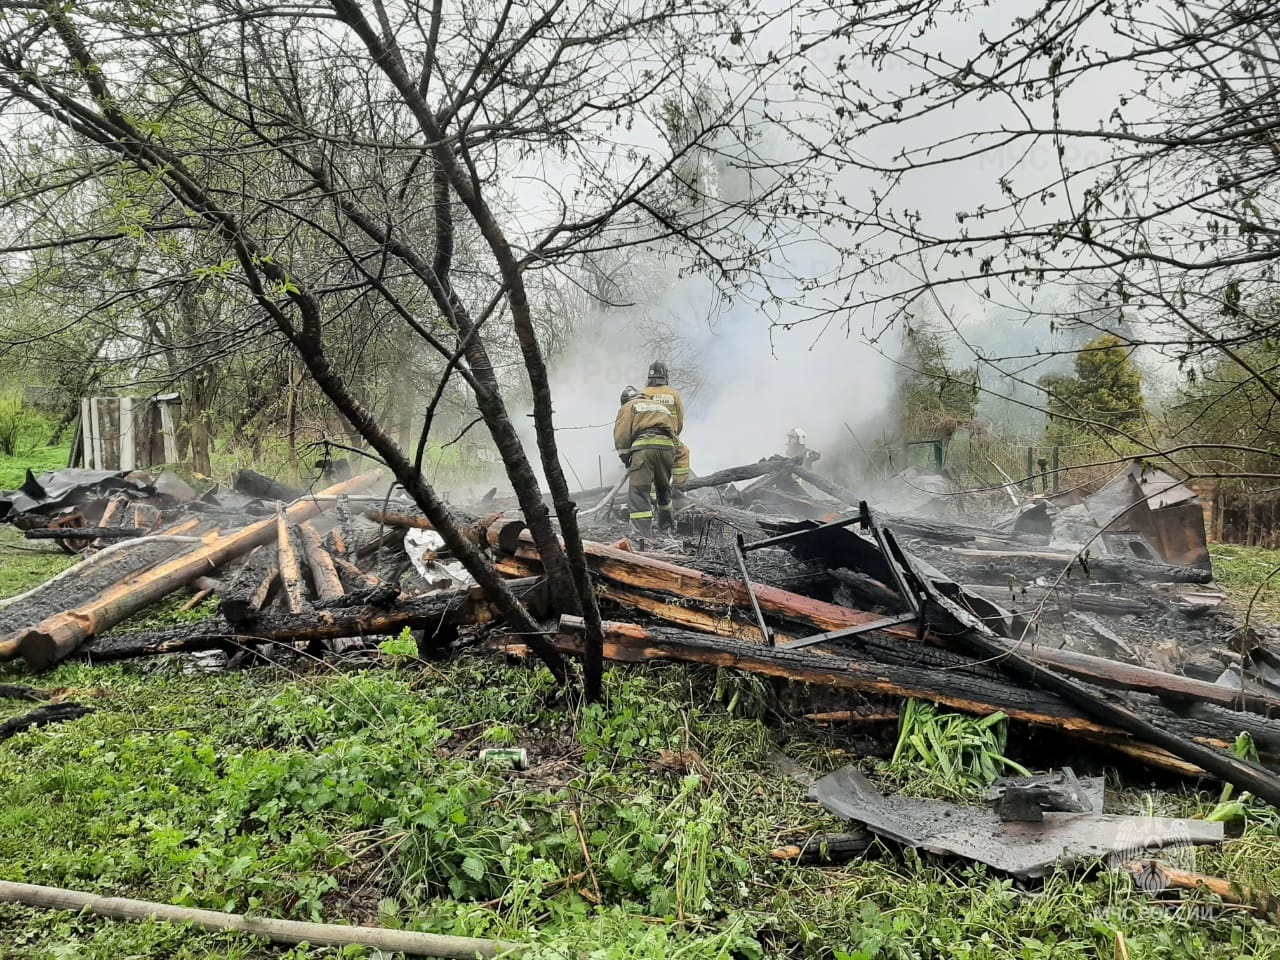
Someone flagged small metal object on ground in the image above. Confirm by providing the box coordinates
[478,747,528,770]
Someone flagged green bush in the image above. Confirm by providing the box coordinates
[0,394,35,457]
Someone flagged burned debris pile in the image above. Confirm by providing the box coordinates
[2,459,1280,805]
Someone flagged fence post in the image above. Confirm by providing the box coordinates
[1024,447,1034,492]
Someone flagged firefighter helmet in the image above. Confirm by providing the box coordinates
[647,361,669,385]
[620,385,640,405]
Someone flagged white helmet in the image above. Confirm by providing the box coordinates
[787,427,807,444]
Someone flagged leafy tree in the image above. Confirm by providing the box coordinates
[894,320,979,440]
[1041,334,1146,443]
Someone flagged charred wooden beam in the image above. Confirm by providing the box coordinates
[7,473,381,669]
[299,522,344,604]
[219,547,279,626]
[82,578,548,662]
[685,461,795,491]
[332,556,383,591]
[132,502,163,533]
[0,703,93,739]
[364,510,435,529]
[553,617,1280,775]
[0,684,49,702]
[900,543,1213,585]
[770,831,872,865]
[233,470,305,502]
[354,525,407,559]
[275,509,309,616]
[0,517,205,660]
[23,527,145,541]
[789,466,862,509]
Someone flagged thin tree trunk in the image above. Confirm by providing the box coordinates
[21,10,568,683]
[328,5,605,699]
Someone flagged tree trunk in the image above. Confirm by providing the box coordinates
[326,5,600,698]
[16,15,566,682]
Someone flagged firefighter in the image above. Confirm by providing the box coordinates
[641,360,691,487]
[785,426,821,465]
[613,383,677,534]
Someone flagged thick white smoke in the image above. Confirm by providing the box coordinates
[531,267,894,493]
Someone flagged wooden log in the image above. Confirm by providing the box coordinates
[804,710,899,723]
[770,831,873,864]
[299,522,344,603]
[904,543,1213,585]
[232,469,305,502]
[0,684,49,702]
[0,879,517,958]
[790,465,862,509]
[1009,643,1280,716]
[90,495,130,551]
[82,578,547,661]
[355,525,407,559]
[219,547,280,626]
[333,493,355,556]
[10,473,380,669]
[133,502,159,529]
[181,589,213,612]
[0,519,205,659]
[364,510,435,529]
[686,461,794,491]
[333,556,383,590]
[497,522,1276,719]
[95,495,128,530]
[0,703,93,739]
[553,618,1278,774]
[275,509,309,615]
[23,527,146,541]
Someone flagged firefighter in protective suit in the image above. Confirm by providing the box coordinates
[640,361,691,487]
[614,384,677,534]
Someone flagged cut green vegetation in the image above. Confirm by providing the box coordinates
[887,700,1029,800]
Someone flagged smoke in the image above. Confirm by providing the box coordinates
[528,266,895,493]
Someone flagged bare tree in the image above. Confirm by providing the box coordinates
[0,0,838,698]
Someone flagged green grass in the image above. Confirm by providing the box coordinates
[0,653,1277,959]
[0,526,77,601]
[0,439,70,492]
[1211,544,1280,623]
[1,520,1279,956]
